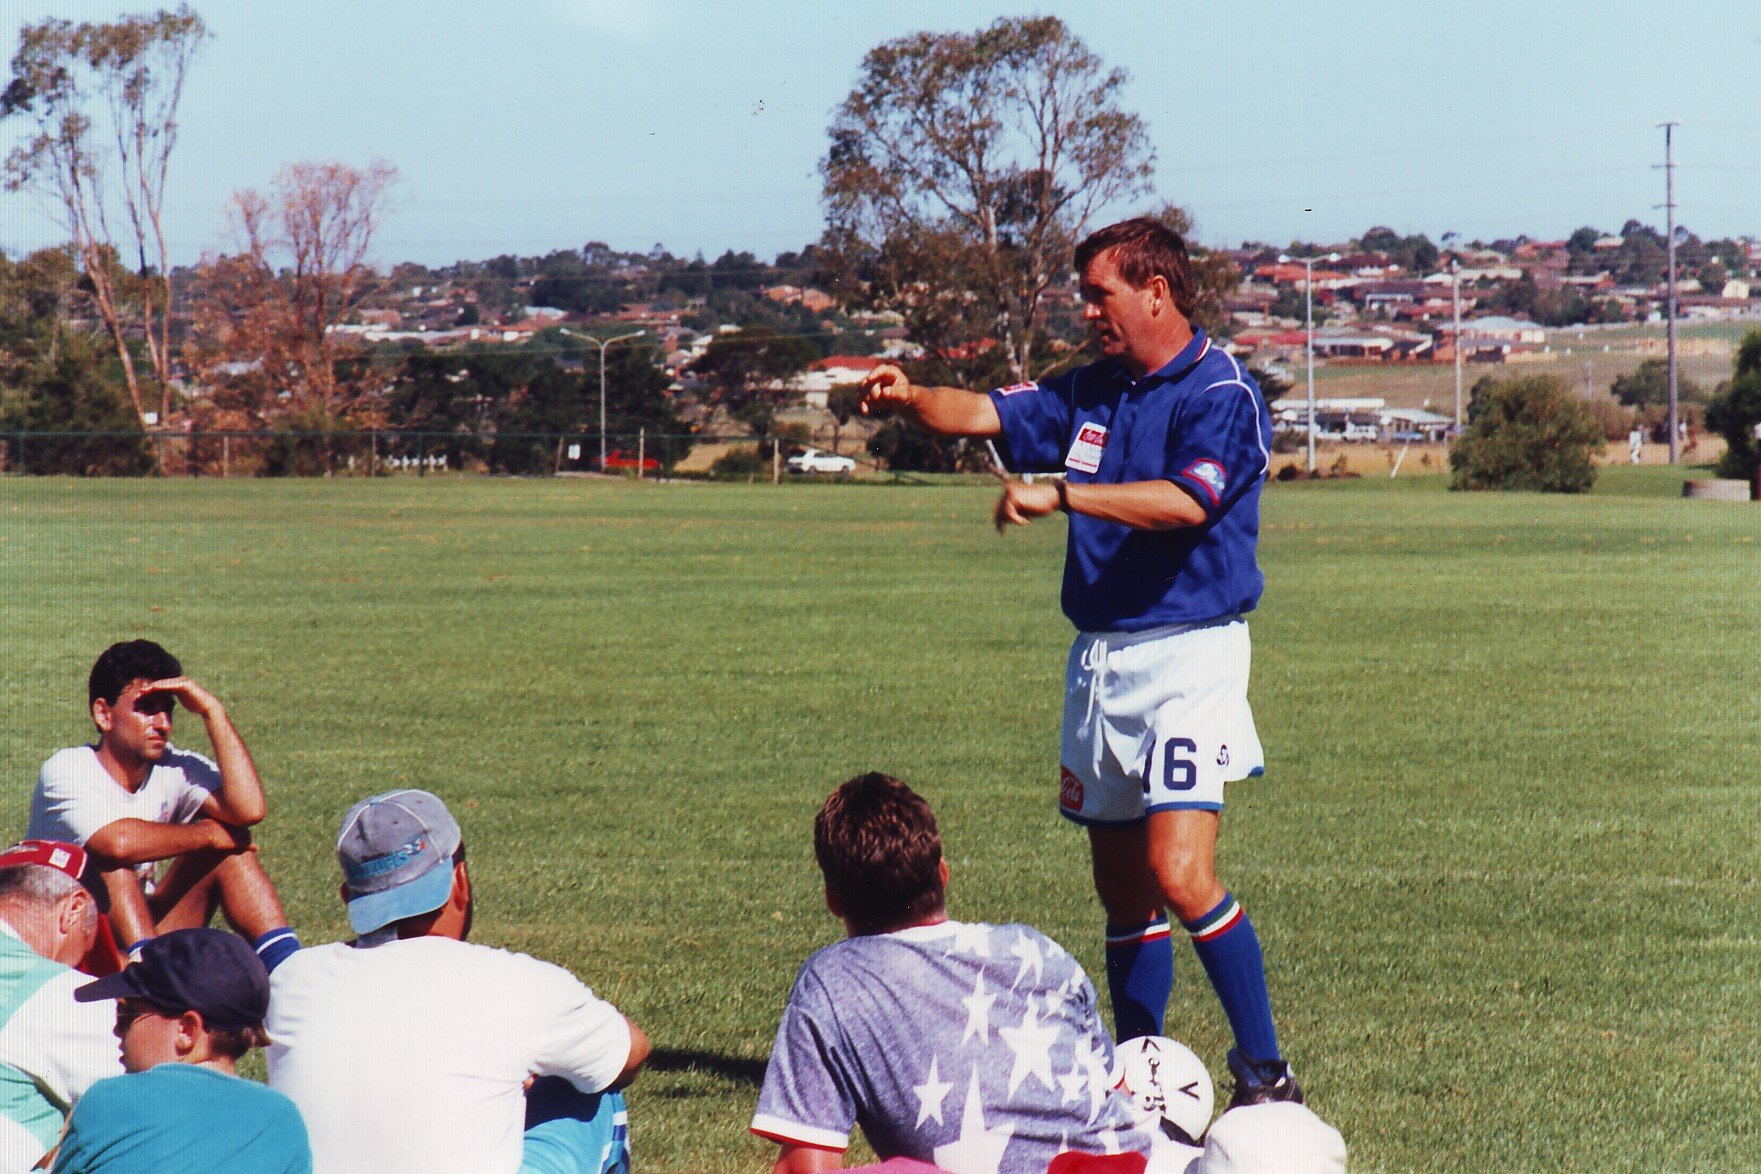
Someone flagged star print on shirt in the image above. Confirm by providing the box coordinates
[1070,1037,1113,1124]
[1000,996,1060,1095]
[1009,931,1045,990]
[913,1055,954,1128]
[945,922,992,958]
[1057,1060,1088,1107]
[933,1069,1013,1174]
[961,973,998,1045]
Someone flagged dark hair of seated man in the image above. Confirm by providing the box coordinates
[813,772,945,936]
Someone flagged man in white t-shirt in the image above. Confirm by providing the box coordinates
[266,789,649,1174]
[27,641,300,974]
[0,840,123,1172]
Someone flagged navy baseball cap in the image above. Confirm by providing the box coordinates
[74,928,269,1031]
[337,789,463,935]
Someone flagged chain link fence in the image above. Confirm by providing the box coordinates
[0,429,907,481]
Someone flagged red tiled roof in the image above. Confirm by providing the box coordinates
[809,355,885,372]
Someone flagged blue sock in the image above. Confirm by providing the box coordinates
[1104,917,1173,1041]
[1184,894,1280,1062]
[252,927,302,974]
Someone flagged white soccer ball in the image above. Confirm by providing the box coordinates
[1116,1035,1214,1143]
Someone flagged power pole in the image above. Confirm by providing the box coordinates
[1658,121,1680,463]
[1305,262,1317,475]
[1452,258,1464,429]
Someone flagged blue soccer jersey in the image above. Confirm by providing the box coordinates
[988,330,1271,632]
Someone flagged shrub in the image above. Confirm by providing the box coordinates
[1449,374,1603,493]
[1708,329,1761,479]
[1610,357,1704,408]
[0,346,153,475]
[709,446,767,479]
[866,422,973,473]
[1585,397,1636,442]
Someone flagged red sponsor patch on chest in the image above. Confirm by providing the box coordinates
[1065,423,1107,474]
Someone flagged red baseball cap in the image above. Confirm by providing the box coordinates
[0,840,88,882]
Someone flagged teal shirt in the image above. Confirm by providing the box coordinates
[0,931,88,1154]
[52,1064,311,1174]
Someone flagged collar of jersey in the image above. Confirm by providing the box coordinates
[881,920,963,942]
[1123,327,1210,388]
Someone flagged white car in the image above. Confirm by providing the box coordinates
[786,449,857,475]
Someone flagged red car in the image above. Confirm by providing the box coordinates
[599,449,661,473]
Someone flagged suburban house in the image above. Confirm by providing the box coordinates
[790,355,887,405]
[1457,315,1546,346]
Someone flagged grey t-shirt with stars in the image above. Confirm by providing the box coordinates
[751,920,1158,1174]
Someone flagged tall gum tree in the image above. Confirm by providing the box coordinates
[1,5,206,427]
[190,159,398,435]
[821,16,1152,384]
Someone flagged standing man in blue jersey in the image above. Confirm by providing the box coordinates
[859,217,1298,1106]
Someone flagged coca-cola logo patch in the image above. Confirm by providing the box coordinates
[1059,766,1084,811]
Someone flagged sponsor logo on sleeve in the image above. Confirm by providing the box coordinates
[1181,458,1227,506]
[996,381,1039,396]
[1065,423,1108,474]
[1059,766,1085,811]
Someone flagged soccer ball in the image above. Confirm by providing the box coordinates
[1116,1035,1214,1143]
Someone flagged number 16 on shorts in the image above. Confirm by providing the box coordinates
[1141,737,1199,795]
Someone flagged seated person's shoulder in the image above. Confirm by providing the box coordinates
[288,937,590,994]
[997,921,1079,963]
[158,745,221,780]
[69,1070,143,1115]
[38,745,99,783]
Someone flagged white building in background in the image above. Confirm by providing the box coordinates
[1458,316,1546,345]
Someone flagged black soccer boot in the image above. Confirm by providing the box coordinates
[1226,1047,1304,1108]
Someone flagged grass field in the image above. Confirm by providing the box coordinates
[2,470,1756,1171]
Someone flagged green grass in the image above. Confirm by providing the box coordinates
[1,470,1755,1171]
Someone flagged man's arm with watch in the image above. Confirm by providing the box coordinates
[993,477,1207,532]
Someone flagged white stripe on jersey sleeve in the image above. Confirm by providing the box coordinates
[750,1113,851,1150]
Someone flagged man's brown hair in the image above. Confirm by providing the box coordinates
[814,773,945,935]
[1074,216,1198,318]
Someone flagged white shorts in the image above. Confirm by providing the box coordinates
[1058,618,1264,825]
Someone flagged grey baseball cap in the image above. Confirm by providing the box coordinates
[337,789,463,935]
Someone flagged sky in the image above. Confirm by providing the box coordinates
[1,1,1757,269]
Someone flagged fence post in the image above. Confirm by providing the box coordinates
[222,435,230,479]
[418,434,428,477]
[772,435,780,484]
[637,428,646,480]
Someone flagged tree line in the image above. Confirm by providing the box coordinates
[4,9,1754,479]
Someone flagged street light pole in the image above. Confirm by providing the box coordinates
[1451,259,1464,430]
[1304,260,1316,473]
[1279,251,1340,474]
[561,328,644,469]
[1659,121,1680,463]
